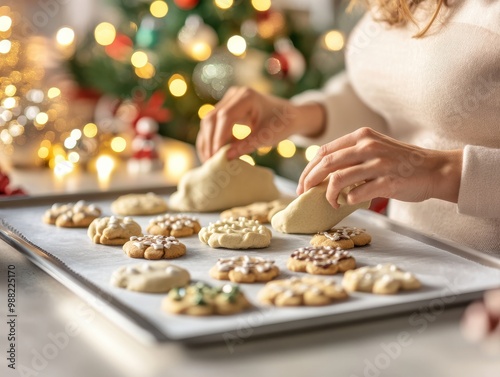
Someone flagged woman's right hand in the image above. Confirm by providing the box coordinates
[196,86,325,162]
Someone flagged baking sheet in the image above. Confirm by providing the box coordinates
[1,180,500,345]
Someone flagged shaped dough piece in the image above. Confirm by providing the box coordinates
[169,145,280,212]
[271,180,371,234]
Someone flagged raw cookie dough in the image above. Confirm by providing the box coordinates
[111,261,190,293]
[43,201,101,228]
[287,246,356,275]
[342,264,421,294]
[310,226,372,249]
[123,235,186,260]
[88,216,142,245]
[210,255,279,283]
[169,145,280,212]
[111,192,168,216]
[271,180,371,234]
[220,198,293,224]
[146,214,201,237]
[258,276,348,306]
[163,281,250,316]
[198,217,272,249]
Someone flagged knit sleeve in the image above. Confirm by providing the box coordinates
[457,145,500,218]
[290,71,388,147]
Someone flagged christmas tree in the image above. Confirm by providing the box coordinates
[68,0,350,177]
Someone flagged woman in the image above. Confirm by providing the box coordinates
[197,0,500,341]
[197,0,499,253]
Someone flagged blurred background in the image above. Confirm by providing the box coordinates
[0,0,363,191]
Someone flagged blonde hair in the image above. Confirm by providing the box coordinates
[349,0,447,37]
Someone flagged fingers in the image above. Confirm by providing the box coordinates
[461,301,494,343]
[324,162,379,208]
[344,176,395,205]
[297,127,378,195]
[196,87,258,162]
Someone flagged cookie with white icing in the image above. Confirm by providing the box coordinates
[88,216,142,245]
[111,192,168,216]
[43,200,101,228]
[210,255,279,283]
[310,226,371,249]
[287,246,356,275]
[163,281,250,316]
[198,217,272,249]
[111,261,190,293]
[220,198,293,224]
[146,214,201,238]
[258,276,348,306]
[123,235,186,260]
[342,264,421,294]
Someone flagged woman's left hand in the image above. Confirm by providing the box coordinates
[297,127,463,208]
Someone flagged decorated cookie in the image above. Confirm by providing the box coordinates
[310,226,372,249]
[258,276,348,306]
[163,281,250,316]
[88,216,142,245]
[43,201,101,228]
[198,217,272,249]
[111,192,168,216]
[123,235,186,260]
[111,261,190,293]
[220,198,293,224]
[342,264,421,294]
[287,246,356,275]
[146,214,201,238]
[210,255,279,283]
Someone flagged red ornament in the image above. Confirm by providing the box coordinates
[0,169,26,196]
[174,0,199,10]
[105,34,133,61]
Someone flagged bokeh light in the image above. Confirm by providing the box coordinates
[251,0,271,12]
[215,0,233,10]
[168,74,188,97]
[324,30,344,51]
[232,124,251,140]
[150,1,169,18]
[305,145,320,161]
[111,136,127,152]
[198,104,215,119]
[95,22,116,46]
[227,35,247,56]
[239,154,255,166]
[277,139,296,158]
[83,123,98,138]
[131,51,148,68]
[56,27,75,46]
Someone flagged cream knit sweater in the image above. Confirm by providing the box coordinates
[292,1,500,253]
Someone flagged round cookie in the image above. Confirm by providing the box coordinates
[123,235,186,260]
[287,246,356,275]
[146,214,201,238]
[111,261,190,293]
[342,264,421,294]
[163,282,250,316]
[258,276,348,307]
[111,192,168,216]
[310,226,372,249]
[88,216,142,245]
[43,201,101,228]
[198,217,272,249]
[210,255,279,283]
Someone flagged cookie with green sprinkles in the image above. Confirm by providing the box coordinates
[162,281,250,316]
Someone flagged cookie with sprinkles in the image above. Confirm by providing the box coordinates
[287,246,356,275]
[146,214,201,238]
[198,217,272,249]
[111,261,190,293]
[43,200,101,228]
[258,276,348,307]
[123,235,186,260]
[310,226,371,249]
[163,281,250,316]
[88,216,142,245]
[210,255,279,283]
[342,264,421,295]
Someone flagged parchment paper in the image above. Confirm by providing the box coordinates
[1,182,500,342]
